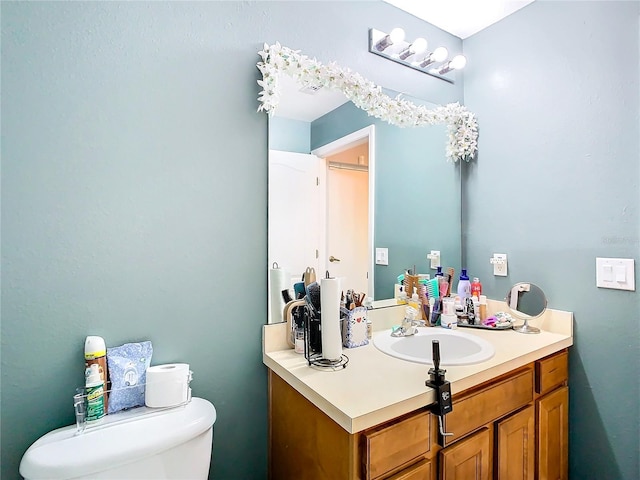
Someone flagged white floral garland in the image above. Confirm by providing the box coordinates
[257,42,478,162]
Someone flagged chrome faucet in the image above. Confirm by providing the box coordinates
[392,307,426,336]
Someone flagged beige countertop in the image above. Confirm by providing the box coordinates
[263,299,573,434]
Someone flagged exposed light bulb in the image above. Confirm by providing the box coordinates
[418,47,448,69]
[411,38,427,55]
[450,55,467,70]
[433,47,448,63]
[376,27,405,51]
[399,37,427,60]
[437,54,467,75]
[389,28,405,44]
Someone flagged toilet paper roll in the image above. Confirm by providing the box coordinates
[269,266,289,324]
[320,277,342,361]
[145,363,191,408]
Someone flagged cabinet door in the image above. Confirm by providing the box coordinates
[440,428,491,480]
[537,386,569,480]
[496,405,535,480]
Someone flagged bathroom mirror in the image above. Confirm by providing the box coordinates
[259,43,478,319]
[506,282,547,334]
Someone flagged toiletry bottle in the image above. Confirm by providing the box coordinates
[472,296,480,324]
[471,277,482,299]
[429,297,440,326]
[397,288,408,305]
[466,296,476,325]
[85,364,105,423]
[478,295,488,323]
[85,336,108,412]
[294,326,305,354]
[457,269,471,302]
[408,293,421,315]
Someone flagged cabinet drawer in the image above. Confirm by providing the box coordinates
[444,367,534,446]
[536,350,568,395]
[385,458,433,480]
[363,410,432,480]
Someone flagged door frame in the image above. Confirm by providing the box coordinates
[312,125,376,297]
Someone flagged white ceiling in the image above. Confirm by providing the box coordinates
[383,0,535,39]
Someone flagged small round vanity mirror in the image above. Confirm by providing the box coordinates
[505,282,547,334]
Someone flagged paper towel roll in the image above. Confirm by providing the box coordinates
[145,363,191,408]
[320,277,342,361]
[269,265,289,324]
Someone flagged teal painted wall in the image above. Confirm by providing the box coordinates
[0,2,463,478]
[269,117,310,153]
[463,2,640,479]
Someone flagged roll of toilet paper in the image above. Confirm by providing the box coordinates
[320,277,342,361]
[269,265,289,324]
[145,363,191,408]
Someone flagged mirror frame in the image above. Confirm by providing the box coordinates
[257,42,479,163]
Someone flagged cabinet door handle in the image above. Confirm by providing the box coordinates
[329,256,341,263]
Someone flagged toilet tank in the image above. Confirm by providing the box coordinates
[20,397,216,480]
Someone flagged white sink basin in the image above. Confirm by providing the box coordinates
[373,328,495,366]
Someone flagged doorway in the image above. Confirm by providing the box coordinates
[312,125,375,297]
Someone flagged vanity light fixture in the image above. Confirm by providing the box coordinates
[369,28,466,83]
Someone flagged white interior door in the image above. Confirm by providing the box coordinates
[268,150,322,286]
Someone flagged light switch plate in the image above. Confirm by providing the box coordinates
[596,257,635,291]
[376,247,389,266]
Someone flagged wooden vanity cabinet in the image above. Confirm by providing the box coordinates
[268,349,569,480]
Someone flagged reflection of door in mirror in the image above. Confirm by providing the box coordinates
[323,142,369,295]
[268,150,322,288]
[268,135,371,299]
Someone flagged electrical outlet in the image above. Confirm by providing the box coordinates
[491,254,508,276]
[427,250,441,269]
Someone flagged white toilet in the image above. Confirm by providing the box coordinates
[20,397,216,480]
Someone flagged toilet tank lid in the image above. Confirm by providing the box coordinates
[19,397,216,480]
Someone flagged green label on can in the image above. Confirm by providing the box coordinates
[86,384,105,422]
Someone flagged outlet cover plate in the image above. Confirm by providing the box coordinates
[376,247,389,266]
[596,257,635,291]
[492,253,508,276]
